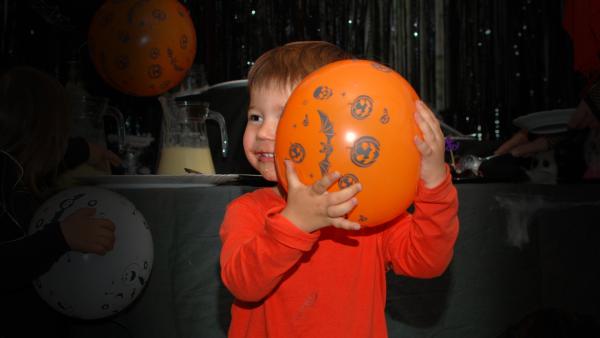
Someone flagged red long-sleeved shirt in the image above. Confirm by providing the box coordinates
[220,171,459,338]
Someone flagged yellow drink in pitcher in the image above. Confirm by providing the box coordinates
[157,146,215,175]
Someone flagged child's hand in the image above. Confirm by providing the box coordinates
[280,160,362,233]
[60,208,116,255]
[414,100,447,188]
[87,142,122,173]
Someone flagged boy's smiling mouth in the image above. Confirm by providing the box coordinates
[257,152,275,161]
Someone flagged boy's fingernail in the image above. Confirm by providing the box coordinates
[356,183,362,191]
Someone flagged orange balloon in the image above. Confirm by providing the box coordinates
[88,0,196,96]
[274,60,422,227]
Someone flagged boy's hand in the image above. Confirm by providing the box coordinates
[280,160,362,233]
[414,100,447,189]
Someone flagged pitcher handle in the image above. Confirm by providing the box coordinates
[103,105,126,153]
[205,105,229,158]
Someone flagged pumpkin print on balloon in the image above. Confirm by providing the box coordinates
[274,60,422,227]
[88,0,197,96]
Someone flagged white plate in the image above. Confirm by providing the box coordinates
[74,174,241,189]
[171,79,247,98]
[513,108,574,134]
[208,79,248,90]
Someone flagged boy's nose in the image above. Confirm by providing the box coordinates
[257,121,277,140]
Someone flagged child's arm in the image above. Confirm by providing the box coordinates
[61,138,122,172]
[219,196,320,302]
[0,222,71,289]
[383,169,459,278]
[383,101,459,278]
[0,209,116,290]
[220,167,361,302]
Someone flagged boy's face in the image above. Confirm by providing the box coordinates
[244,84,292,182]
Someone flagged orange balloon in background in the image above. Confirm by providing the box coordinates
[274,60,422,227]
[88,0,197,96]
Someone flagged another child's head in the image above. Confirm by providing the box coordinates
[244,41,352,181]
[0,66,72,194]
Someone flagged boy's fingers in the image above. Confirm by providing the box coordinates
[415,111,436,145]
[415,105,444,143]
[285,160,301,188]
[327,198,357,218]
[414,136,433,156]
[330,218,361,231]
[417,101,444,142]
[416,101,441,131]
[327,183,362,205]
[312,171,340,195]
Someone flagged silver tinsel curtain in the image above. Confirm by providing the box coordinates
[1,0,577,141]
[191,0,446,109]
[188,0,576,140]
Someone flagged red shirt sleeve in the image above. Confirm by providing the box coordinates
[219,192,320,302]
[382,168,459,278]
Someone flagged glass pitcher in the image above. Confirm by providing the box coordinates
[70,96,125,148]
[56,96,126,187]
[157,97,228,175]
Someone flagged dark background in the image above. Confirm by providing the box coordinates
[3,3,599,336]
[0,0,581,172]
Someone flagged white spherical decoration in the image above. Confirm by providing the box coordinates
[29,186,153,320]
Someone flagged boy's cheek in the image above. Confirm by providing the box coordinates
[242,127,253,147]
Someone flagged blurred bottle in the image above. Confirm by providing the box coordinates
[172,64,209,97]
[65,59,90,113]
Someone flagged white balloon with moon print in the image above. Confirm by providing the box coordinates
[28,186,153,320]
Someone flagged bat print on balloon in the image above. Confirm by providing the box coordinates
[276,60,421,227]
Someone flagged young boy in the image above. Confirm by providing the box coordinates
[219,41,459,338]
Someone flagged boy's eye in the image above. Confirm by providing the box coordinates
[248,114,263,123]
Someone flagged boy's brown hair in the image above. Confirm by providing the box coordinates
[248,41,353,93]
